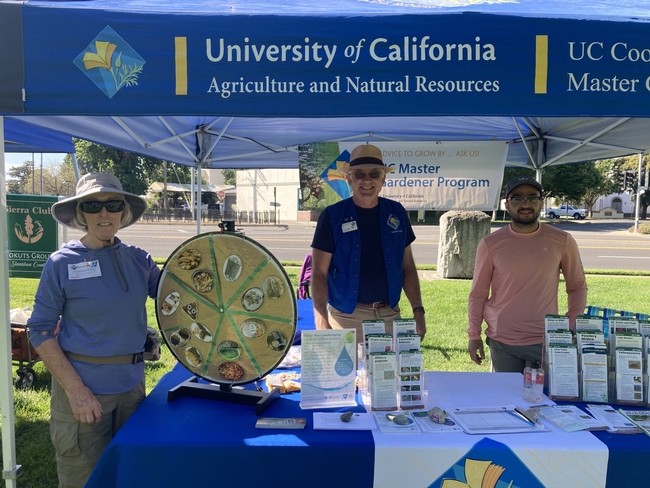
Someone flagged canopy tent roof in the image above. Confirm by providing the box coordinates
[4,0,650,172]
[4,118,74,154]
[8,115,650,171]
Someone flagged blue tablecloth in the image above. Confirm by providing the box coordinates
[86,300,650,487]
[86,299,374,488]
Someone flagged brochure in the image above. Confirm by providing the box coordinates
[367,333,393,354]
[640,320,650,337]
[393,318,417,337]
[619,409,650,437]
[576,331,604,350]
[398,351,424,410]
[369,351,398,411]
[575,315,603,332]
[373,410,421,434]
[615,346,643,403]
[581,345,609,403]
[312,412,377,430]
[537,405,608,432]
[610,317,640,334]
[586,404,641,433]
[545,314,570,331]
[412,410,463,433]
[396,333,420,353]
[546,329,573,345]
[548,344,579,399]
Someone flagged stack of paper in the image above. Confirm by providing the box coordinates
[586,404,642,433]
[537,405,608,432]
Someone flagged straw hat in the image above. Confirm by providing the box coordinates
[52,172,146,229]
[343,144,388,172]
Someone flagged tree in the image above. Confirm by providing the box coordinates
[221,169,237,186]
[68,139,192,195]
[23,160,77,196]
[541,163,599,202]
[6,160,34,194]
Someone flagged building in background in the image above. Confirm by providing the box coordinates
[236,169,300,222]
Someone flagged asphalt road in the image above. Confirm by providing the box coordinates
[65,218,650,271]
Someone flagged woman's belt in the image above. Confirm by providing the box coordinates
[64,351,144,364]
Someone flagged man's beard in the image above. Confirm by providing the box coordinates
[510,209,540,226]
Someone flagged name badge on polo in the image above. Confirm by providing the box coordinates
[68,260,102,280]
[342,221,358,233]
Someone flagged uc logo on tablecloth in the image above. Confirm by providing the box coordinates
[430,438,544,488]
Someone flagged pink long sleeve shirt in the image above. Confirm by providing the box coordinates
[467,223,588,346]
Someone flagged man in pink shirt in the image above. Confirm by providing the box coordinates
[467,176,587,373]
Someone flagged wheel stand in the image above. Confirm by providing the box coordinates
[167,376,281,415]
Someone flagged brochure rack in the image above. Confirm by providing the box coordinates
[545,308,650,407]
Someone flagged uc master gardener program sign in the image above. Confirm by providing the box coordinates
[6,195,58,278]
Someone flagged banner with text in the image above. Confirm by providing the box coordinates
[298,141,507,211]
[6,6,650,117]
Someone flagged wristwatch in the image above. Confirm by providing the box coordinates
[412,306,425,314]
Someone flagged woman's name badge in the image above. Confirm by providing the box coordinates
[342,221,358,233]
[68,260,102,280]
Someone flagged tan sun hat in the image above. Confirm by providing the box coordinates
[52,172,146,229]
[342,144,388,172]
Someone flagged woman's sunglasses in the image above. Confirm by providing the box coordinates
[80,200,125,213]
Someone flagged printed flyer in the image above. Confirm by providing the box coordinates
[300,329,357,409]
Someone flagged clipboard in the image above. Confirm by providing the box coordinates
[448,405,551,435]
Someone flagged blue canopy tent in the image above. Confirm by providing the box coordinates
[3,118,74,154]
[3,0,650,485]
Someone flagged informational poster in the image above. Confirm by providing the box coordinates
[300,329,357,409]
[298,141,507,211]
[6,194,58,278]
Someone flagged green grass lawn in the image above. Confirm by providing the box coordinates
[4,271,650,487]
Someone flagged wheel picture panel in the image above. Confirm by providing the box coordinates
[156,232,296,386]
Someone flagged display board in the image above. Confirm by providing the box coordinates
[156,232,296,385]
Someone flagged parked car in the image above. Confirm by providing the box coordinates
[544,205,587,219]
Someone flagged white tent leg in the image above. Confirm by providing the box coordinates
[0,116,20,487]
[196,164,202,235]
[634,153,642,233]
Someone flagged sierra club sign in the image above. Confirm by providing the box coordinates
[7,195,58,278]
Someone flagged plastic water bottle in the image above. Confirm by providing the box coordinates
[523,360,544,403]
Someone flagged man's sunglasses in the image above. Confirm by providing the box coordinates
[80,200,125,213]
[351,170,384,180]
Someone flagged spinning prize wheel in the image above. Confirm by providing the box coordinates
[156,232,296,387]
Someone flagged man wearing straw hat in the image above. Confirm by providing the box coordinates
[311,143,426,343]
[28,172,161,487]
[467,176,587,373]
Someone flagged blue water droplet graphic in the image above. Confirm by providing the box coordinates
[335,345,354,376]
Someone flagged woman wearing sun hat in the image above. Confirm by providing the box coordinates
[27,172,161,487]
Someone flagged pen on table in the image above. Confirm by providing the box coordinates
[515,406,543,424]
[509,408,535,425]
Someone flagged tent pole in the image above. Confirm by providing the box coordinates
[634,153,642,233]
[196,164,202,235]
[71,153,80,180]
[0,116,20,487]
